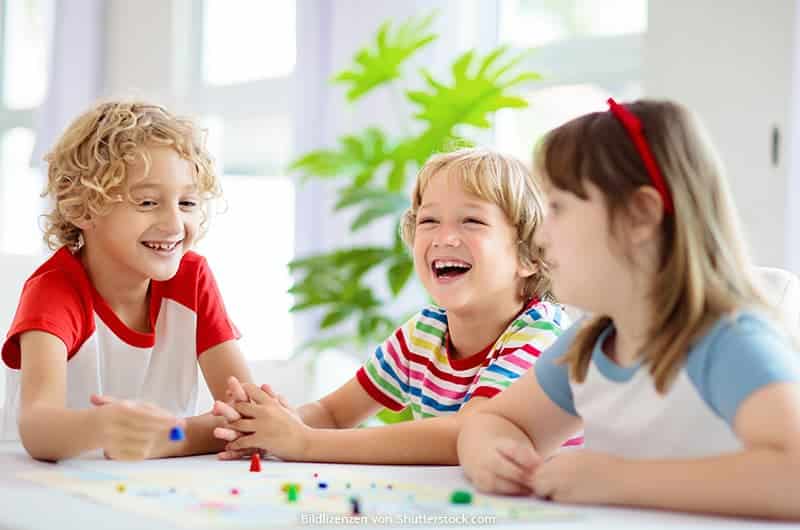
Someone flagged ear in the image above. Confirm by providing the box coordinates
[517,259,539,279]
[72,217,93,231]
[625,186,664,246]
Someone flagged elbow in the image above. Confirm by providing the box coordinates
[18,417,59,463]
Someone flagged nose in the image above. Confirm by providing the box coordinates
[155,203,184,236]
[432,222,461,248]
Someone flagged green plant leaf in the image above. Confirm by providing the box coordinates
[320,308,354,329]
[333,14,438,101]
[404,47,540,160]
[335,187,408,212]
[387,258,414,296]
[289,128,391,185]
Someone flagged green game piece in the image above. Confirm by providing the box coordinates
[449,490,472,504]
[287,484,299,503]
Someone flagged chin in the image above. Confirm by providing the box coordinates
[149,265,181,282]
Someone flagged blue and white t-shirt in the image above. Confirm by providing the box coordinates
[535,312,800,459]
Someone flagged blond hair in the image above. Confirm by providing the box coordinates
[401,147,553,301]
[535,99,770,393]
[42,101,220,250]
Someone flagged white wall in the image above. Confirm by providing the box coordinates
[644,0,796,269]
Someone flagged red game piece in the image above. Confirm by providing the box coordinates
[250,452,261,472]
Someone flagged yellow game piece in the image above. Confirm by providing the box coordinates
[116,484,126,493]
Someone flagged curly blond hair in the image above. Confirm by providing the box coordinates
[42,101,220,250]
[401,148,553,302]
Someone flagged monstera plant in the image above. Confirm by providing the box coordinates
[289,14,541,361]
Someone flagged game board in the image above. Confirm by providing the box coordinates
[18,465,577,528]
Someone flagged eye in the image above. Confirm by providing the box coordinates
[463,217,486,225]
[138,199,157,208]
[180,200,199,210]
[418,217,437,225]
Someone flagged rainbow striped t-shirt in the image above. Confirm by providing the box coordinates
[356,298,567,419]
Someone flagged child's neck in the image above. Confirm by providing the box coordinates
[446,297,526,359]
[605,297,655,367]
[79,248,152,333]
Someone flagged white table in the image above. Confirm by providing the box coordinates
[0,442,792,530]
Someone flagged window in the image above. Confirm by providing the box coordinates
[189,1,297,360]
[503,0,646,47]
[0,0,53,254]
[495,0,646,161]
[202,0,296,85]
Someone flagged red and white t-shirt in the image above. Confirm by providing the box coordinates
[1,247,239,440]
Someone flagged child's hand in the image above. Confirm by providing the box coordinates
[90,394,184,460]
[531,450,623,504]
[463,438,539,495]
[223,383,310,461]
[212,377,295,460]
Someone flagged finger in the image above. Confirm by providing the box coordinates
[496,440,540,472]
[213,427,240,441]
[277,395,291,409]
[217,450,246,460]
[242,383,269,405]
[531,471,554,500]
[228,419,259,433]
[227,376,247,402]
[473,470,532,496]
[491,449,536,486]
[260,384,278,398]
[90,394,116,407]
[226,433,261,452]
[213,400,242,422]
[233,401,266,418]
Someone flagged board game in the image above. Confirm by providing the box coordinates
[18,464,577,528]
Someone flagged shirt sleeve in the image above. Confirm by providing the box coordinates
[686,313,800,427]
[194,258,240,356]
[534,319,584,417]
[2,270,91,369]
[356,317,415,412]
[470,314,565,400]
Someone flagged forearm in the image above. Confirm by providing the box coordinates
[298,401,340,429]
[19,406,101,462]
[150,412,227,458]
[302,416,461,465]
[616,449,800,520]
[458,412,533,464]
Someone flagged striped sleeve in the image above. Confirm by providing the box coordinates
[469,304,565,400]
[355,316,417,411]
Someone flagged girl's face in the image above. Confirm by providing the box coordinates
[534,181,633,314]
[412,170,534,315]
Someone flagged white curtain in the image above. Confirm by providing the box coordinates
[31,0,106,166]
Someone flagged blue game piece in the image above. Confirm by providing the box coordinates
[169,426,184,441]
[318,482,328,489]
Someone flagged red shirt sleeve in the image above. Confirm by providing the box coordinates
[2,270,92,369]
[193,256,240,356]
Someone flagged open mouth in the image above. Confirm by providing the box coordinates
[431,259,472,279]
[141,240,182,253]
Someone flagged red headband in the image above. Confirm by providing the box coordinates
[607,98,673,214]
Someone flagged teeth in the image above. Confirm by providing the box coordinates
[433,260,471,270]
[143,241,179,251]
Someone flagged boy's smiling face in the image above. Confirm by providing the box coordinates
[81,146,202,284]
[412,170,534,314]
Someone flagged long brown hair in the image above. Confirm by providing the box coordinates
[535,100,769,393]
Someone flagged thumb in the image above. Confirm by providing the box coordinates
[90,394,116,407]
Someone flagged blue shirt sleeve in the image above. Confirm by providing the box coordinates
[686,313,800,427]
[534,319,584,417]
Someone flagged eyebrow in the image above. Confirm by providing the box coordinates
[418,201,490,211]
[129,182,199,193]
